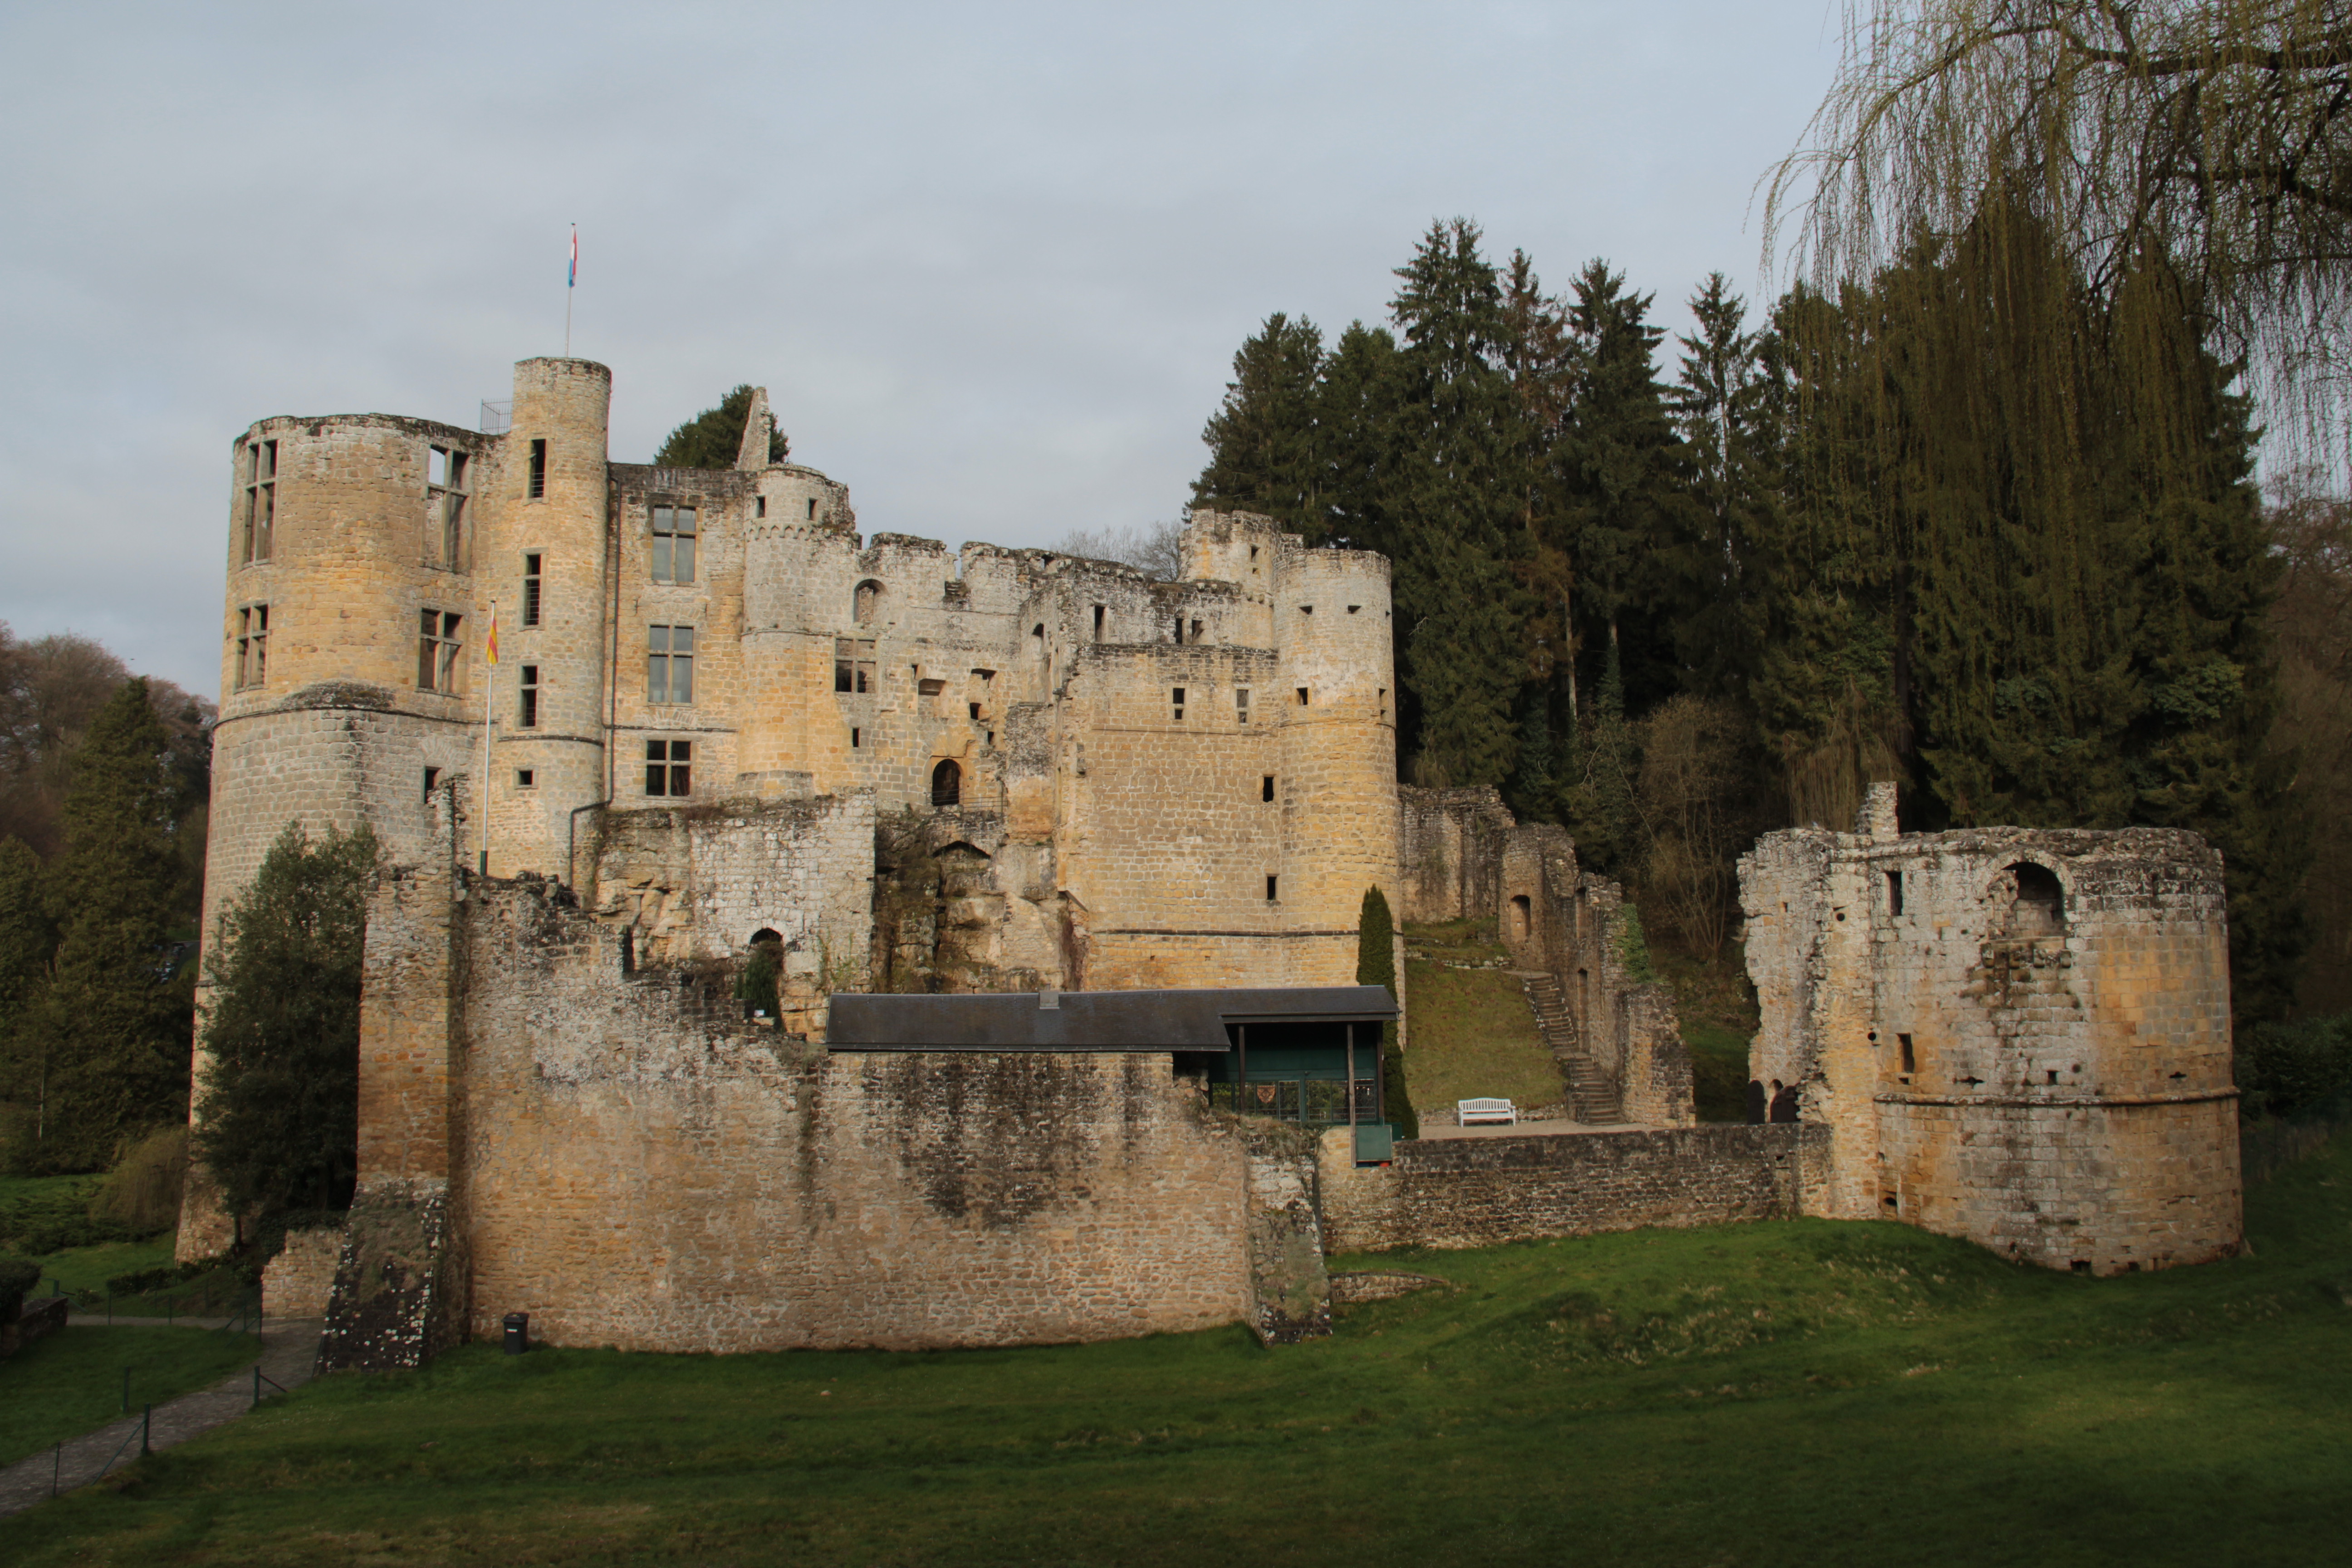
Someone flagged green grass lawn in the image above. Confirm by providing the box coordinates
[0,1327,262,1468]
[1400,919,1564,1114]
[4,1134,2346,1564]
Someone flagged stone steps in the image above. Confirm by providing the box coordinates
[1519,971,1623,1123]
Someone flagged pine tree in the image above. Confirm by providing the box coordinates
[13,681,196,1172]
[1308,321,1404,556]
[195,823,377,1215]
[0,837,56,1156]
[1670,274,1778,701]
[1355,886,1416,1138]
[1191,314,1327,536]
[1388,220,1526,788]
[655,385,787,469]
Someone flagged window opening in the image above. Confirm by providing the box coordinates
[645,740,691,796]
[1261,775,1275,802]
[1190,618,1202,642]
[968,702,981,720]
[1887,869,1905,916]
[854,580,882,625]
[1172,686,1186,721]
[1300,605,1313,616]
[417,610,462,692]
[428,446,469,569]
[755,495,767,518]
[833,637,875,693]
[518,664,539,728]
[851,727,861,748]
[647,624,695,704]
[1510,894,1531,941]
[651,503,698,584]
[1377,687,1388,719]
[234,604,270,690]
[2007,862,2067,936]
[422,766,440,801]
[522,552,542,626]
[1172,617,1183,644]
[1265,874,1279,902]
[1347,604,1360,614]
[528,438,547,499]
[931,758,962,807]
[1236,688,1250,723]
[1093,605,1105,641]
[1296,686,1309,706]
[1898,1034,1916,1074]
[241,439,277,563]
[516,768,535,789]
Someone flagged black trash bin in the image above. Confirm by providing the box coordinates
[503,1312,529,1355]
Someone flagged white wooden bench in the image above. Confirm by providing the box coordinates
[1457,1097,1518,1126]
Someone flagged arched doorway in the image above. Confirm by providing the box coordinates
[931,758,961,807]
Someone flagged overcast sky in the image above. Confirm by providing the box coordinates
[0,0,1844,696]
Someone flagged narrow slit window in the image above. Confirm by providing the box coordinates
[522,552,543,627]
[1172,617,1183,645]
[528,439,547,499]
[1887,869,1905,917]
[1377,687,1388,719]
[806,496,817,519]
[1296,686,1309,706]
[422,766,440,801]
[1261,775,1274,802]
[647,625,695,704]
[1898,1034,1916,1074]
[1171,686,1186,721]
[851,727,861,749]
[1093,605,1105,642]
[1190,618,1202,642]
[518,664,539,728]
[755,495,767,518]
[1235,688,1250,723]
[644,740,691,797]
[651,504,698,584]
[1265,874,1278,902]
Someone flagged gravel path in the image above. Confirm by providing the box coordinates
[0,1315,323,1518]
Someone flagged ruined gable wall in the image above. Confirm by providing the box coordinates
[1398,786,1512,924]
[455,881,1254,1352]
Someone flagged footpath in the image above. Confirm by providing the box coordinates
[0,1315,323,1518]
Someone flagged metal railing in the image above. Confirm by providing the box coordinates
[480,399,513,434]
[1209,1078,1379,1124]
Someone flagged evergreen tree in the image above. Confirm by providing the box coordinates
[1387,220,1526,788]
[11,681,196,1172]
[195,823,377,1216]
[1355,886,1415,1138]
[1308,321,1404,556]
[0,837,56,1156]
[1191,314,1327,537]
[655,385,787,469]
[1501,252,1580,823]
[1670,274,1779,702]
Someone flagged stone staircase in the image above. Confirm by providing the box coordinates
[1518,971,1623,1123]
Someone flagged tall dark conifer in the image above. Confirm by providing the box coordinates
[1192,313,1328,537]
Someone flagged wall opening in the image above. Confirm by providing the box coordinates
[854,580,883,626]
[1262,775,1275,803]
[1898,1033,1916,1073]
[807,496,818,519]
[422,766,439,801]
[1093,604,1105,641]
[2006,862,2067,936]
[750,926,781,946]
[1236,688,1250,723]
[931,758,962,807]
[1887,869,1905,916]
[1509,894,1532,941]
[1265,874,1279,902]
[1171,686,1185,721]
[1297,686,1309,706]
[522,552,542,626]
[515,769,535,789]
[528,438,547,499]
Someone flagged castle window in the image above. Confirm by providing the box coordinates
[647,624,695,704]
[1378,687,1388,719]
[1172,686,1186,721]
[422,766,439,801]
[1172,616,1184,644]
[1190,618,1203,643]
[1899,1034,1916,1073]
[1236,688,1250,723]
[931,759,961,807]
[651,504,697,584]
[515,769,535,789]
[807,496,818,519]
[832,637,875,693]
[1300,605,1313,616]
[1887,869,1905,916]
[1265,874,1279,902]
[1510,894,1531,941]
[1297,687,1309,706]
[522,552,543,626]
[241,439,276,564]
[428,446,469,570]
[969,701,981,720]
[417,610,462,693]
[518,664,539,728]
[2006,862,2067,936]
[755,496,767,518]
[528,438,547,500]
[1348,604,1360,614]
[645,739,691,797]
[852,727,861,748]
[234,604,269,690]
[1262,775,1274,802]
[1093,605,1105,642]
[854,580,883,625]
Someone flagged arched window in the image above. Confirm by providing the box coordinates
[1509,894,1532,942]
[2005,862,2067,936]
[749,927,781,948]
[854,580,883,625]
[931,758,962,808]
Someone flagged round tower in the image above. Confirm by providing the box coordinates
[484,358,612,879]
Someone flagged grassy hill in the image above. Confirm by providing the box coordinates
[1401,919,1564,1112]
[3,1137,2347,1565]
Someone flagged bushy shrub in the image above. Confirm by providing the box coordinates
[0,1176,139,1255]
[86,1125,188,1236]
[2239,1013,2352,1120]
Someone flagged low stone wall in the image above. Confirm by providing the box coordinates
[260,1226,343,1318]
[1317,1122,1826,1253]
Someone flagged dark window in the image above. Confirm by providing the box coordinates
[2008,863,2066,935]
[1093,605,1105,641]
[645,739,691,796]
[648,625,695,704]
[1172,686,1186,721]
[515,768,535,789]
[806,496,817,519]
[528,438,547,499]
[1265,874,1279,902]
[519,664,539,728]
[1297,686,1309,706]
[755,495,767,518]
[1887,869,1905,916]
[522,552,542,626]
[1898,1034,1916,1073]
[1261,775,1274,802]
[417,610,462,692]
[1236,688,1250,723]
[851,727,861,748]
[1377,687,1388,719]
[969,701,981,720]
[422,766,440,801]
[1172,617,1184,644]
[834,636,873,692]
[235,604,269,690]
[1190,618,1202,643]
[931,758,961,807]
[1510,894,1531,940]
[651,504,697,584]
[241,439,277,564]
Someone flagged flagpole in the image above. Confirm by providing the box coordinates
[481,602,496,877]
[565,224,576,357]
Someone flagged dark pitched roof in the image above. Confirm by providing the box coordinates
[826,985,1396,1053]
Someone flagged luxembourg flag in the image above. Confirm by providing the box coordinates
[568,225,578,289]
[486,606,499,666]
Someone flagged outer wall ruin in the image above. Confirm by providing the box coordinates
[1740,785,2242,1275]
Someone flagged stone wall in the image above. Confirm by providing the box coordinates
[260,1226,343,1318]
[1738,784,2242,1274]
[1398,786,1511,924]
[1317,1123,1823,1253]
